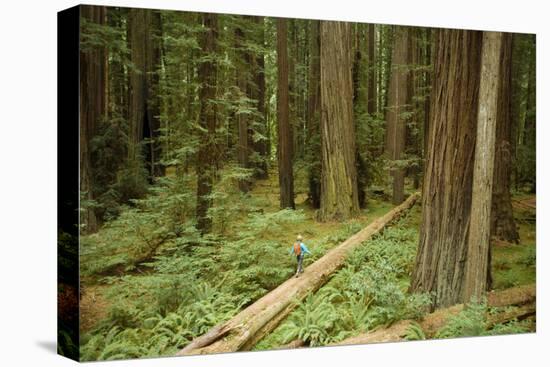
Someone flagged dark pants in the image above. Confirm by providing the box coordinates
[296,254,304,274]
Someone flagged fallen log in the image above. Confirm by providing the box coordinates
[335,283,535,346]
[176,192,420,356]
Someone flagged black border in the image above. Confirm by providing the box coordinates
[57,4,80,362]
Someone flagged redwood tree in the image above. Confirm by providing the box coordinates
[319,21,359,221]
[367,23,377,115]
[195,13,219,234]
[80,5,107,233]
[385,26,410,205]
[277,18,295,209]
[491,33,519,243]
[410,29,483,309]
[464,32,503,302]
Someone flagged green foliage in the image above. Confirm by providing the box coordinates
[81,282,242,361]
[520,246,536,267]
[277,293,340,347]
[404,321,426,341]
[260,220,431,349]
[436,301,488,339]
[435,301,533,340]
[80,175,197,276]
[486,319,532,336]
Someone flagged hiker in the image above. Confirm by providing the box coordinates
[289,235,311,278]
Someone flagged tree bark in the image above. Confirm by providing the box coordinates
[319,21,360,221]
[367,23,377,115]
[491,33,519,244]
[277,19,295,209]
[463,32,503,302]
[177,193,419,356]
[423,28,432,169]
[410,29,483,309]
[195,13,219,235]
[80,5,107,233]
[385,26,409,205]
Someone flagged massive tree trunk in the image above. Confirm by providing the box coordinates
[177,193,419,356]
[277,19,295,209]
[80,5,107,233]
[491,33,519,244]
[306,20,321,208]
[235,26,251,193]
[128,8,163,179]
[463,32,503,302]
[319,21,360,221]
[195,13,219,234]
[385,26,410,205]
[410,29,483,310]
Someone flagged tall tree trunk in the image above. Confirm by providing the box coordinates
[235,26,251,193]
[464,32,503,302]
[410,29,483,310]
[80,5,107,233]
[510,34,522,190]
[288,20,297,161]
[195,13,219,234]
[385,26,409,205]
[128,8,163,179]
[306,20,321,208]
[491,33,519,244]
[381,26,394,113]
[277,19,295,209]
[352,26,362,105]
[319,21,359,221]
[367,23,377,115]
[423,28,432,168]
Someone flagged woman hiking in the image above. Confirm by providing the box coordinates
[289,234,311,278]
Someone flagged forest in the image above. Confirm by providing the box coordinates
[60,4,536,361]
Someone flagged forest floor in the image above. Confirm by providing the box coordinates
[253,188,536,349]
[79,168,536,359]
[79,167,395,335]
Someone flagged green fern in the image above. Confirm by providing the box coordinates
[404,322,426,341]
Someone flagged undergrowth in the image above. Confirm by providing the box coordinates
[255,218,432,349]
[79,166,377,361]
